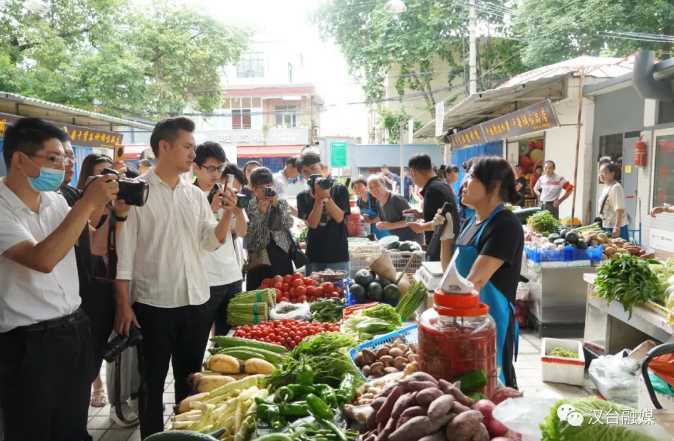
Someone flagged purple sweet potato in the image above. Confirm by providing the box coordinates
[389,414,453,441]
[414,387,443,407]
[452,401,471,414]
[371,396,387,411]
[376,383,407,424]
[427,394,455,420]
[396,406,426,429]
[445,410,484,441]
[377,416,397,441]
[405,380,438,391]
[473,423,490,441]
[390,392,415,421]
[418,432,445,441]
[438,379,475,407]
[401,372,438,384]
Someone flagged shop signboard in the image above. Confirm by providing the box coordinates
[0,112,122,148]
[448,99,560,148]
[330,141,348,168]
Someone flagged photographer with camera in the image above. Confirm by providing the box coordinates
[245,167,295,290]
[114,117,238,438]
[0,118,120,441]
[193,142,247,335]
[297,151,350,275]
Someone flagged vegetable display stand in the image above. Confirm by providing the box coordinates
[417,290,497,398]
[583,273,672,356]
[526,259,596,338]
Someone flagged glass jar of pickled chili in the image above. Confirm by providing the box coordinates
[418,289,497,397]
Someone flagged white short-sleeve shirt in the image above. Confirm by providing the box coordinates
[0,179,80,332]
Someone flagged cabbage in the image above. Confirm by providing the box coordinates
[540,398,659,441]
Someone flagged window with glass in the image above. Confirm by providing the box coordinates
[232,109,251,129]
[274,104,298,128]
[236,53,264,78]
[653,134,674,207]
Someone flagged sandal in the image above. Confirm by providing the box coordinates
[90,386,107,408]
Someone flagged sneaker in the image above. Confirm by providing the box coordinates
[109,402,139,428]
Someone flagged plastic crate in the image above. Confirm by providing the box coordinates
[389,250,425,278]
[348,324,418,381]
[525,245,603,263]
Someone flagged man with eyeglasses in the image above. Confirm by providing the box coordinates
[193,141,247,335]
[0,118,120,441]
[113,117,240,438]
[58,136,79,206]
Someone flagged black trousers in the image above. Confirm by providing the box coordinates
[80,279,116,375]
[133,302,213,438]
[246,241,294,290]
[0,309,94,441]
[209,280,243,336]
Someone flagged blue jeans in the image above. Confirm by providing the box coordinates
[306,261,350,276]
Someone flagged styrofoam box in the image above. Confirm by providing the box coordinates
[541,338,585,386]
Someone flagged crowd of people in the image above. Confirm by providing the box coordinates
[4,115,674,441]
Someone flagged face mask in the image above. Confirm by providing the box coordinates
[28,167,65,192]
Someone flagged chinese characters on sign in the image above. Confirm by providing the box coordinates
[448,100,560,148]
[589,409,655,426]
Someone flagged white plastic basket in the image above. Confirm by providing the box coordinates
[388,250,425,279]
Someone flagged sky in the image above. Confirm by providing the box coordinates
[188,0,370,141]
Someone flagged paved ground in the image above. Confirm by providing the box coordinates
[86,329,590,441]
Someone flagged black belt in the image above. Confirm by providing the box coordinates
[7,308,87,335]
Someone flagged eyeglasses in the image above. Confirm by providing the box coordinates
[31,153,74,167]
[200,164,226,174]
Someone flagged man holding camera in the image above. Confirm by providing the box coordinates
[114,117,238,438]
[297,151,350,275]
[0,118,120,441]
[193,141,247,335]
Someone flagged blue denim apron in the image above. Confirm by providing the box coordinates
[455,204,519,386]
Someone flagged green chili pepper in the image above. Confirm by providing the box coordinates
[287,384,316,400]
[296,363,315,386]
[255,398,283,426]
[305,393,335,420]
[279,401,311,418]
[316,418,348,441]
[274,386,293,403]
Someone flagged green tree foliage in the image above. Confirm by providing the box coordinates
[0,0,249,117]
[313,0,523,119]
[515,0,674,68]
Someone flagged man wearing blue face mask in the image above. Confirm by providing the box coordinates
[0,117,122,441]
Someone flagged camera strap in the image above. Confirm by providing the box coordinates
[106,209,118,280]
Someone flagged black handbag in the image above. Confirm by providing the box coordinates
[288,233,308,269]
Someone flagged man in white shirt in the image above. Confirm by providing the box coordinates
[273,156,303,214]
[114,117,237,438]
[193,142,247,335]
[0,118,119,441]
[533,160,574,219]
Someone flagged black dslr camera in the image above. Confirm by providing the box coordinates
[308,174,334,192]
[264,187,277,198]
[103,326,143,362]
[102,168,149,206]
[207,183,251,209]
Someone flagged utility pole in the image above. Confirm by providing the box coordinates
[469,0,478,95]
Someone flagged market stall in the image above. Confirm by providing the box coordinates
[140,234,674,441]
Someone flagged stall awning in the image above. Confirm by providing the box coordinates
[237,145,304,158]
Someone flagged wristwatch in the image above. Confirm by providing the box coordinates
[112,211,128,222]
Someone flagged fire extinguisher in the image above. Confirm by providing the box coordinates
[634,136,648,167]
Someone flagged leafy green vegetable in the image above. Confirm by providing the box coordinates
[292,333,357,358]
[310,298,345,323]
[541,398,659,441]
[361,304,402,326]
[594,254,664,316]
[549,347,578,358]
[527,210,561,235]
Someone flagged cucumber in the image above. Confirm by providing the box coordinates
[211,336,288,354]
[216,346,286,365]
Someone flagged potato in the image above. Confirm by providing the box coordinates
[370,361,385,377]
[244,357,275,374]
[380,355,394,367]
[394,356,408,370]
[362,365,372,377]
[177,392,209,414]
[377,347,390,358]
[196,374,235,393]
[384,366,400,374]
[362,349,377,365]
[207,354,241,374]
[388,347,404,358]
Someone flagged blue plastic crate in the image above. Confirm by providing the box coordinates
[348,324,418,381]
[525,245,604,263]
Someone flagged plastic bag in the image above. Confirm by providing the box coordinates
[649,352,674,388]
[492,397,558,441]
[588,353,640,407]
[270,302,311,321]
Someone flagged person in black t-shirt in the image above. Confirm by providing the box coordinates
[296,151,350,275]
[454,156,523,388]
[405,154,459,261]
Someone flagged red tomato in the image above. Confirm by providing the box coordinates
[273,282,283,290]
[273,275,283,284]
[275,288,282,299]
[330,291,340,298]
[283,275,293,283]
[298,295,307,303]
[295,286,307,296]
[303,278,315,286]
[321,282,335,293]
[292,273,303,280]
[292,278,304,288]
[282,283,290,291]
